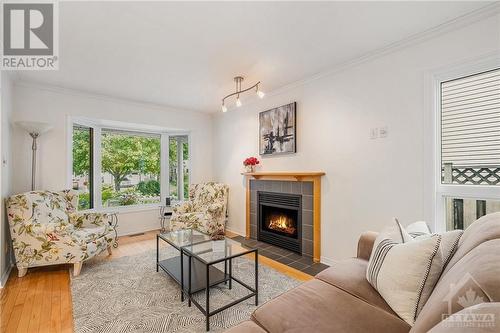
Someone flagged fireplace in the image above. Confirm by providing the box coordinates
[258,191,302,253]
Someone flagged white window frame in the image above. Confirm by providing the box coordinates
[168,134,191,201]
[67,116,191,212]
[425,54,500,232]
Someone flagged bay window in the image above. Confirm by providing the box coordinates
[70,119,190,210]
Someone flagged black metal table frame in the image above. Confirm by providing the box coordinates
[181,243,259,332]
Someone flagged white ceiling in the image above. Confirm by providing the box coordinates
[17,1,492,113]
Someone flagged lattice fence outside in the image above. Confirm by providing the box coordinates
[442,165,500,185]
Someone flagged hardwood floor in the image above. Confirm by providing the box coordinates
[0,230,312,332]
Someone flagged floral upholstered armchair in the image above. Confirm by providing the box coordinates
[170,182,229,239]
[6,190,116,277]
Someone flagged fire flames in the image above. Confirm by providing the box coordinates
[268,215,296,235]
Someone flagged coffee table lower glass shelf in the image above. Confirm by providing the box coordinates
[181,238,258,331]
[157,255,229,294]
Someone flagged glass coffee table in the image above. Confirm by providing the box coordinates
[156,230,258,331]
[157,229,227,294]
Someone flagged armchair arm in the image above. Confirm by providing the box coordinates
[203,202,226,239]
[357,231,378,260]
[172,201,194,214]
[69,211,109,228]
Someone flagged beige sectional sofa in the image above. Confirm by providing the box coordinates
[226,213,500,333]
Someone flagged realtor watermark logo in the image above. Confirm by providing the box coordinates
[1,1,58,70]
[442,273,496,328]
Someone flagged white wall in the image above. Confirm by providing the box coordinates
[11,83,214,236]
[1,72,14,286]
[213,14,500,263]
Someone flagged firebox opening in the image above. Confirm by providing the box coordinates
[262,206,298,239]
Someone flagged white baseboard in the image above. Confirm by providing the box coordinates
[320,255,336,266]
[0,264,13,288]
[225,227,245,237]
[118,226,160,237]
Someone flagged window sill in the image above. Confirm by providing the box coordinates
[81,201,186,214]
[83,204,162,214]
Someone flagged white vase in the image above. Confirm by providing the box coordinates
[245,165,255,173]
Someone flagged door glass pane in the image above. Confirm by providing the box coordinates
[72,125,93,209]
[445,197,500,231]
[101,129,161,207]
[441,68,500,186]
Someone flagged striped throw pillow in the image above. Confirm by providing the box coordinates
[366,219,462,325]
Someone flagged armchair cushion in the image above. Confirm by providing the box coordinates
[170,182,228,237]
[73,224,112,243]
[69,211,109,228]
[170,212,206,232]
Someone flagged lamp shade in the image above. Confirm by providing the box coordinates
[16,121,53,135]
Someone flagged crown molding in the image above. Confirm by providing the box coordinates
[9,3,500,115]
[13,79,210,116]
[220,3,500,114]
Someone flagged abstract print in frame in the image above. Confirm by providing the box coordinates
[259,102,296,155]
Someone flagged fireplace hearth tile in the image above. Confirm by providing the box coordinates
[267,246,294,256]
[289,261,310,271]
[281,181,291,193]
[285,252,303,261]
[259,250,282,260]
[229,234,329,276]
[275,256,295,265]
[294,255,314,266]
[302,263,330,276]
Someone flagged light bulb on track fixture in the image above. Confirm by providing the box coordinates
[220,76,264,112]
[256,86,265,99]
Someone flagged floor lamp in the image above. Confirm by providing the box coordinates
[16,121,53,191]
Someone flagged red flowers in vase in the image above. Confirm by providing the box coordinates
[243,157,260,173]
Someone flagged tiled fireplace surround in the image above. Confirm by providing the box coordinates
[249,180,315,257]
[236,172,328,275]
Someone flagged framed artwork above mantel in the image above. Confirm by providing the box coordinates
[259,102,296,156]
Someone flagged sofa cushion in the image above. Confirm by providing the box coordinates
[316,258,395,314]
[411,239,500,333]
[427,303,500,333]
[442,212,500,276]
[224,321,268,333]
[252,279,411,333]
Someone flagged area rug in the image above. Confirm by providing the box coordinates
[71,248,301,332]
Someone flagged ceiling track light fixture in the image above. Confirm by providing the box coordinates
[221,76,265,112]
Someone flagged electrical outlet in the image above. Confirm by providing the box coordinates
[379,126,388,138]
[370,127,378,139]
